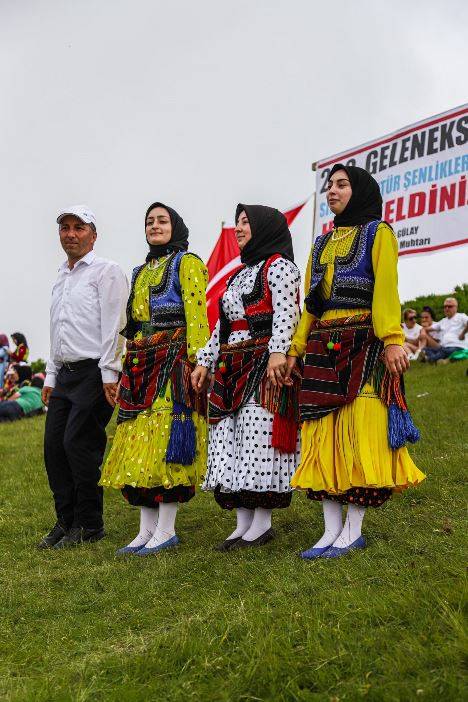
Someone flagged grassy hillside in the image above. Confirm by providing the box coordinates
[0,362,466,701]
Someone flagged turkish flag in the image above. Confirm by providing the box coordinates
[206,200,308,330]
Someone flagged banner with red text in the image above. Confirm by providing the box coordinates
[206,200,308,330]
[314,104,468,256]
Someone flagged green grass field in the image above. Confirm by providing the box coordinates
[0,362,466,701]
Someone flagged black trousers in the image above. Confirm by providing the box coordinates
[44,361,114,530]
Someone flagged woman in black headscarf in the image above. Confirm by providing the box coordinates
[286,164,425,560]
[192,204,301,550]
[100,203,210,556]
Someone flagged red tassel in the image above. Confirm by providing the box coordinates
[271,413,297,454]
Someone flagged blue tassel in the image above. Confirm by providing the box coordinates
[182,407,196,464]
[388,404,420,449]
[402,409,421,444]
[165,401,197,465]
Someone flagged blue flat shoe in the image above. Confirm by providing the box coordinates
[136,535,180,556]
[116,544,146,555]
[321,535,366,558]
[300,544,332,560]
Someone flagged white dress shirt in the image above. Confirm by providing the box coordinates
[45,251,129,388]
[431,312,468,348]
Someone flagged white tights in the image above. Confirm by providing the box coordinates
[227,507,254,540]
[125,503,179,550]
[333,504,366,548]
[226,507,273,542]
[311,499,343,549]
[312,499,366,549]
[125,506,159,548]
[144,503,179,548]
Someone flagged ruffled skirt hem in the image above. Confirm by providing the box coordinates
[213,485,293,510]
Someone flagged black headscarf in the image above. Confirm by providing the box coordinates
[329,164,382,227]
[235,204,294,266]
[145,202,189,262]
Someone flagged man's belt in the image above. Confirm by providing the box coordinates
[61,358,100,372]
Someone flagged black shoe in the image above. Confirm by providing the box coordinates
[37,522,68,550]
[53,526,105,549]
[214,536,242,552]
[231,528,276,550]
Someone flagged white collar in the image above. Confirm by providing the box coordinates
[59,249,96,271]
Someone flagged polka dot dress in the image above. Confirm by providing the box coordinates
[197,257,301,495]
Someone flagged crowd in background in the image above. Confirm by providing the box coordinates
[0,333,45,423]
[401,297,468,364]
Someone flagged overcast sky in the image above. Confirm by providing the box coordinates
[1,0,467,360]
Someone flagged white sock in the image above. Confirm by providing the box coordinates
[125,507,159,548]
[226,507,254,540]
[333,504,366,548]
[241,507,272,542]
[144,503,179,548]
[311,499,343,549]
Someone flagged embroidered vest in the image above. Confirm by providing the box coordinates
[123,251,198,339]
[219,254,282,344]
[305,220,380,318]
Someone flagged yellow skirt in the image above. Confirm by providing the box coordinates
[291,382,425,494]
[100,385,207,491]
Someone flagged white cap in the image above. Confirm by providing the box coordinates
[57,205,96,227]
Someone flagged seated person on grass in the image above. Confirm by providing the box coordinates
[418,306,441,353]
[0,374,44,423]
[402,308,422,359]
[424,298,467,363]
[0,364,32,400]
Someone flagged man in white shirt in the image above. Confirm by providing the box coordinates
[38,205,128,549]
[424,297,468,363]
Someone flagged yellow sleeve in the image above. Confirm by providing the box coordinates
[288,249,317,357]
[303,249,313,293]
[372,223,404,347]
[179,254,210,363]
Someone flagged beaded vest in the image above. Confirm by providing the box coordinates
[219,254,282,344]
[123,251,196,339]
[305,220,380,318]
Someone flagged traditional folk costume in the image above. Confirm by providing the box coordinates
[100,203,209,555]
[289,165,425,559]
[197,204,301,550]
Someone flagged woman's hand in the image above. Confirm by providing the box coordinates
[191,365,211,393]
[266,352,288,387]
[384,344,410,376]
[282,355,298,386]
